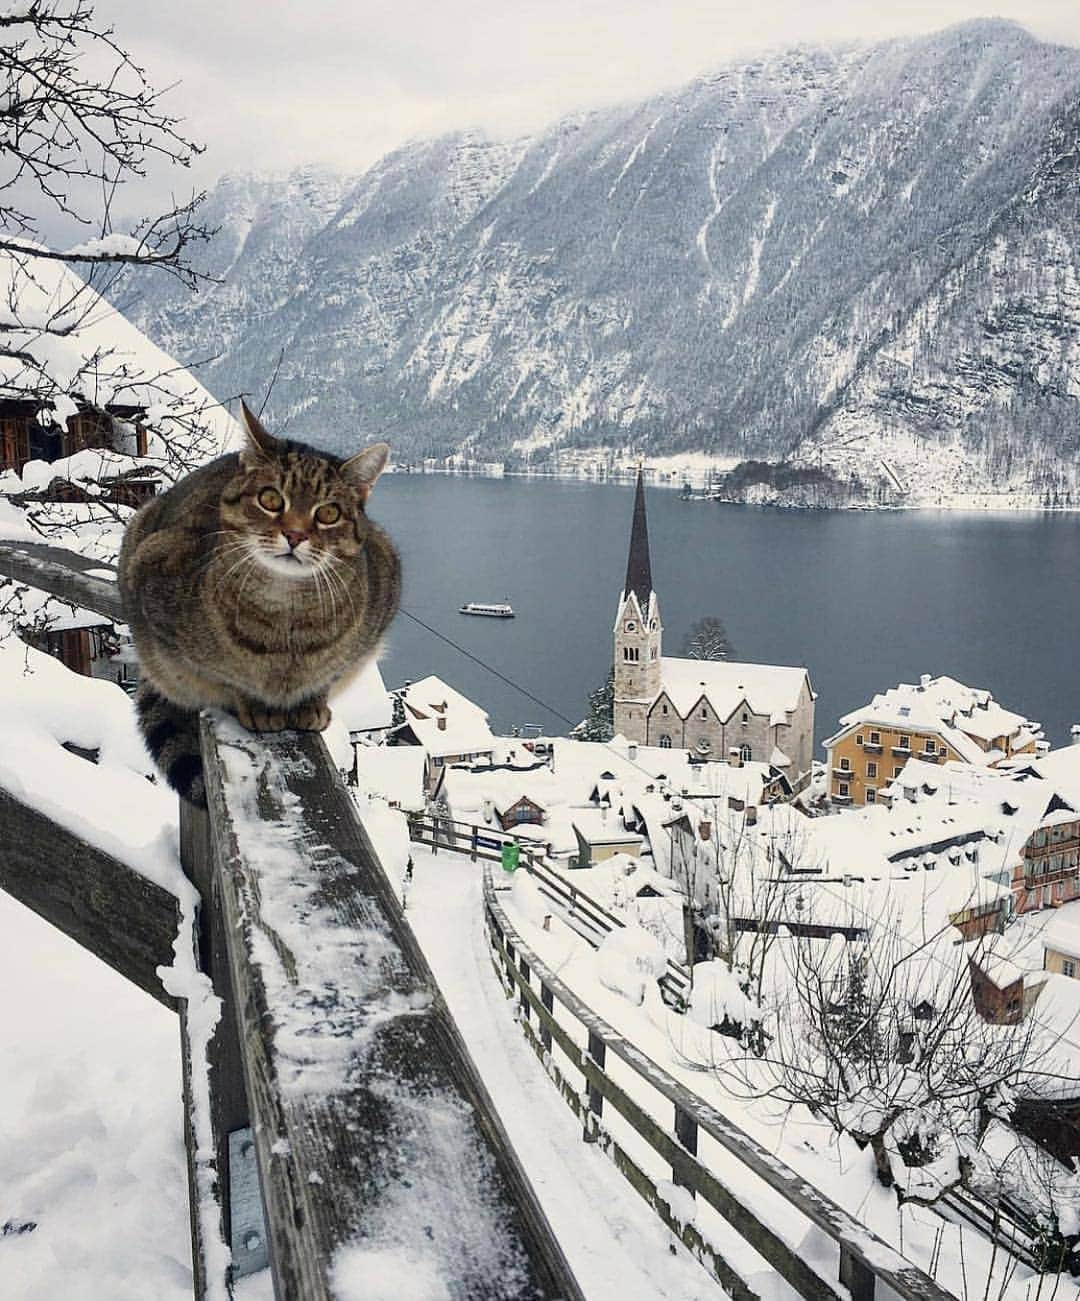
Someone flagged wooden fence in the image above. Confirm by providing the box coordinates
[415,815,1054,1280]
[409,811,692,1006]
[483,868,956,1301]
[0,540,582,1301]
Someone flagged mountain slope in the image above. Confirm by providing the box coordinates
[118,20,1080,502]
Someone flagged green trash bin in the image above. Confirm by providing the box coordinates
[501,842,521,874]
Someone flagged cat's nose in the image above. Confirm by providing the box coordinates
[282,529,309,550]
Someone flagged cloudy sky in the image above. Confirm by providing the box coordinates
[102,0,1080,201]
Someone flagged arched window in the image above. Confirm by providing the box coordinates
[658,734,672,749]
[739,743,752,763]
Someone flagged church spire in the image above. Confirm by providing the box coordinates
[623,467,653,609]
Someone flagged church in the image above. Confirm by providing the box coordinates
[612,471,816,789]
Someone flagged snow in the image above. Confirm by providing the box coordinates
[593,925,667,1005]
[0,248,238,453]
[0,639,189,897]
[0,892,194,1301]
[659,656,808,724]
[63,234,144,259]
[404,849,725,1300]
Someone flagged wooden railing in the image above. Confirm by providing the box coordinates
[483,867,957,1301]
[0,540,582,1301]
[409,811,691,1006]
[417,815,1050,1284]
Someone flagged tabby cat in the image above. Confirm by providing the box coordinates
[118,401,401,806]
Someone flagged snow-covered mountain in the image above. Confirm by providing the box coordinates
[118,20,1080,504]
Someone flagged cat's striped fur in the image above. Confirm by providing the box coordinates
[118,402,400,805]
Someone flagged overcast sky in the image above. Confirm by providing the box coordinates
[101,0,1080,205]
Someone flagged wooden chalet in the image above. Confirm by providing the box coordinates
[0,397,149,474]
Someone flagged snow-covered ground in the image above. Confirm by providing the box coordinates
[0,892,191,1301]
[403,847,724,1300]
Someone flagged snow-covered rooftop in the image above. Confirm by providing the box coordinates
[330,657,392,734]
[658,656,810,722]
[394,674,495,758]
[829,674,1038,762]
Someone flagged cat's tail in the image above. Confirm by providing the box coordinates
[135,685,206,808]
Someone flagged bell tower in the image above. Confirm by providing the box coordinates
[613,468,662,742]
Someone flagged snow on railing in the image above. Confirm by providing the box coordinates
[0,539,581,1301]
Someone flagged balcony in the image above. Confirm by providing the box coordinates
[833,767,855,779]
[831,793,853,806]
[862,742,883,755]
[891,746,913,759]
[1025,837,1080,858]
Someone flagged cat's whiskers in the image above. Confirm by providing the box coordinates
[233,552,262,617]
[321,555,358,622]
[212,542,261,596]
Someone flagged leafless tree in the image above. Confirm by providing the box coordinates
[718,913,1049,1211]
[0,0,220,432]
[0,2,228,632]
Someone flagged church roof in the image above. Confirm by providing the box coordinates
[623,468,653,608]
[659,657,811,723]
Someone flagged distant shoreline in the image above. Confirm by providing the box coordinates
[387,463,1080,514]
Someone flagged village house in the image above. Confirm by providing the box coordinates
[0,396,151,475]
[824,674,1041,807]
[570,808,644,868]
[611,470,816,788]
[1040,910,1080,980]
[388,675,496,794]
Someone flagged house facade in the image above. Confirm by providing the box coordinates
[824,675,1040,807]
[611,470,815,787]
[0,397,149,474]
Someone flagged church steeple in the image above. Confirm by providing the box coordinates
[623,468,653,607]
[613,467,662,743]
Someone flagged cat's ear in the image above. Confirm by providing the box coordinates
[238,399,278,465]
[341,443,390,499]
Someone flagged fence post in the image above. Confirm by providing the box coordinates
[540,983,554,1052]
[179,799,266,1291]
[471,825,478,862]
[518,955,531,1022]
[840,1243,876,1301]
[674,1104,699,1197]
[584,1029,606,1144]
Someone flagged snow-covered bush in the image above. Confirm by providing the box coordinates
[593,926,667,1006]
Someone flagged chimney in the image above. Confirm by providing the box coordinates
[729,747,742,768]
[919,674,931,690]
[1071,725,1080,747]
[627,742,638,760]
[698,820,712,841]
[437,716,446,731]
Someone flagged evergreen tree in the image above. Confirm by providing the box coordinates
[576,668,615,741]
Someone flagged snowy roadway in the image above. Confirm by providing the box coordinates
[404,846,722,1301]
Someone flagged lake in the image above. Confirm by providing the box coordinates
[370,475,1080,752]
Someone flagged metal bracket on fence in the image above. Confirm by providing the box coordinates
[228,1127,269,1279]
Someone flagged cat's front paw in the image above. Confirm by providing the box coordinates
[286,700,332,732]
[232,699,289,733]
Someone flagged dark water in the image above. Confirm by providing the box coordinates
[370,475,1080,750]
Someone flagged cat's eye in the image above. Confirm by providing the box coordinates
[257,487,284,513]
[315,503,342,526]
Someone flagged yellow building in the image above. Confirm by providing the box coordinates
[824,674,1039,807]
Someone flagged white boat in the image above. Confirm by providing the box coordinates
[460,601,515,618]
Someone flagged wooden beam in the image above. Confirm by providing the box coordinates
[200,717,582,1301]
[0,786,181,1010]
[179,800,259,1299]
[0,540,123,622]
